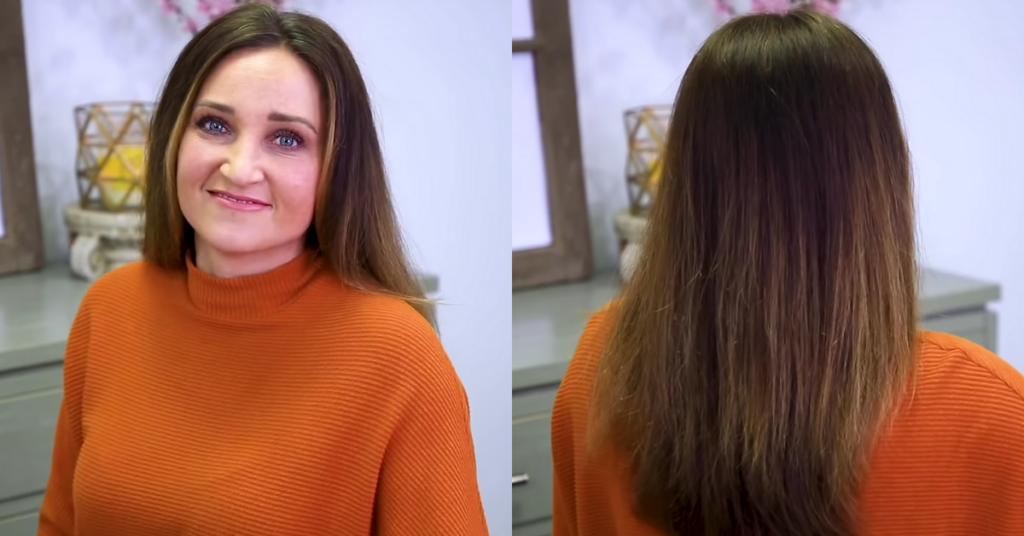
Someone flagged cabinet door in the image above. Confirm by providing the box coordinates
[512,413,554,526]
[0,492,44,536]
[513,517,552,536]
[0,510,38,536]
[0,365,63,503]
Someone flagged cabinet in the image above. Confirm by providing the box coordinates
[0,264,438,536]
[511,269,1001,535]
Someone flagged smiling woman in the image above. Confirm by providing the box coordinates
[36,4,488,535]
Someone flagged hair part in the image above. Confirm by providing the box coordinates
[143,4,434,326]
[592,8,918,535]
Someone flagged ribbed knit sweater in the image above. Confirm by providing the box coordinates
[37,253,488,535]
[552,308,1024,535]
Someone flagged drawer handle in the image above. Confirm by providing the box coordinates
[512,473,530,486]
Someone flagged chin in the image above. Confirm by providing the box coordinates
[193,227,268,256]
[211,242,269,256]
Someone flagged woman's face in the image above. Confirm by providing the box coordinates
[177,47,323,277]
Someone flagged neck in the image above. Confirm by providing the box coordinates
[184,247,325,319]
[194,239,306,278]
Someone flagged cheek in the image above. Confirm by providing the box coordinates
[176,133,218,193]
[271,162,321,221]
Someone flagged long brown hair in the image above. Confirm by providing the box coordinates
[592,9,917,535]
[143,4,432,325]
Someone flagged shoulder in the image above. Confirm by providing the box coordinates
[918,331,1024,402]
[64,261,179,372]
[566,301,618,380]
[81,260,177,300]
[347,292,469,410]
[323,288,458,385]
[582,301,617,340]
[77,260,180,316]
[327,288,440,352]
[556,302,618,420]
[913,331,1024,442]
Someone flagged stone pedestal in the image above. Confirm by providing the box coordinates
[613,209,647,282]
[63,203,143,281]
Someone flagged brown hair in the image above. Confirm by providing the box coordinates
[143,4,432,325]
[592,8,917,535]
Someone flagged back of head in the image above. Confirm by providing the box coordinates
[593,8,917,535]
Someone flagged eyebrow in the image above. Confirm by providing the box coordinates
[195,100,318,134]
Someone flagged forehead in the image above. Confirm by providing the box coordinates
[197,47,321,124]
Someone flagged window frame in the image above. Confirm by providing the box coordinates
[0,0,45,277]
[512,0,593,289]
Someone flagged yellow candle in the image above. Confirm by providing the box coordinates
[97,145,145,210]
[646,154,663,193]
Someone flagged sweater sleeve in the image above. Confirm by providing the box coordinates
[373,340,489,535]
[37,297,92,535]
[550,328,590,536]
[551,395,579,536]
[551,308,614,536]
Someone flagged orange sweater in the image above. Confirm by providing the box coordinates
[38,253,488,535]
[552,309,1024,535]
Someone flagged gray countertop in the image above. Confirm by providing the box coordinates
[0,263,439,372]
[512,268,1000,391]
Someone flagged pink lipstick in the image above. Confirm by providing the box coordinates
[208,190,270,212]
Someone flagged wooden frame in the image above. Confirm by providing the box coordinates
[512,0,593,289]
[0,0,44,277]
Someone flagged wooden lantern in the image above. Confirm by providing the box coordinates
[623,105,672,216]
[74,102,153,212]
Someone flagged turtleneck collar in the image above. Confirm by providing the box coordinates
[185,251,325,319]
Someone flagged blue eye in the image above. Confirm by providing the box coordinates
[274,131,304,149]
[196,116,228,133]
[193,114,303,149]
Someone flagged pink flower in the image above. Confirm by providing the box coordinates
[711,0,845,18]
[712,0,734,17]
[207,0,238,17]
[810,0,841,15]
[751,0,794,13]
[160,0,290,36]
[159,0,178,16]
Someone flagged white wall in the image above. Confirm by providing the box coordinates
[21,0,509,531]
[569,0,1024,371]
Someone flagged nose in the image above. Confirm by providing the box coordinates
[219,136,264,185]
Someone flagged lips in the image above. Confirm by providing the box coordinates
[208,190,270,206]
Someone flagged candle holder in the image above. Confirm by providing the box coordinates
[74,101,152,212]
[65,102,151,280]
[623,105,671,216]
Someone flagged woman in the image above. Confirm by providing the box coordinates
[38,5,487,535]
[551,8,1024,536]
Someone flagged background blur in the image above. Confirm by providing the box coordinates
[18,0,509,530]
